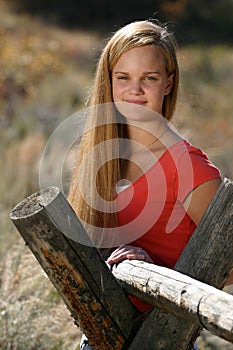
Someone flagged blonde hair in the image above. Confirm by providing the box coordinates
[68,20,179,243]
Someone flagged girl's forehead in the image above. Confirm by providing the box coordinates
[113,46,165,68]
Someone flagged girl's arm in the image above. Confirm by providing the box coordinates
[183,178,222,226]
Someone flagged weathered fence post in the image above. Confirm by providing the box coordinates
[125,178,233,350]
[10,186,139,350]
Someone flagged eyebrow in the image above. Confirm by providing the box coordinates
[113,71,161,75]
[113,71,128,75]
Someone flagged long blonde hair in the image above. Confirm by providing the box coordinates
[68,20,179,244]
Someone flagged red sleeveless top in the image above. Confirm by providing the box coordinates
[117,140,221,312]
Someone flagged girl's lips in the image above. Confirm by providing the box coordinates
[125,99,146,105]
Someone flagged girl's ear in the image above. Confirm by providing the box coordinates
[164,74,174,95]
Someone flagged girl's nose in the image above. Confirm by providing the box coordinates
[129,80,143,94]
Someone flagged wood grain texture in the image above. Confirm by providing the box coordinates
[112,259,233,342]
[10,186,139,350]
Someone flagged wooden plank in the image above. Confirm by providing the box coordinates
[175,177,233,287]
[10,186,139,350]
[112,259,233,343]
[126,178,233,350]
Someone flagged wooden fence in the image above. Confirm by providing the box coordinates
[10,178,233,349]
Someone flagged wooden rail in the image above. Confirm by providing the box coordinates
[112,260,233,343]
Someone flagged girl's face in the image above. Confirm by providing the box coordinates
[112,45,174,117]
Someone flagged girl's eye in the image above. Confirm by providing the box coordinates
[145,76,157,82]
[117,76,128,80]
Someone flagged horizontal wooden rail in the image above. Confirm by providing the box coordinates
[112,259,233,343]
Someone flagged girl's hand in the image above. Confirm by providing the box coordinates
[107,245,153,265]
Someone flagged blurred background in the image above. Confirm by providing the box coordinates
[0,0,233,349]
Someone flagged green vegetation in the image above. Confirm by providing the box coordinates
[0,0,232,349]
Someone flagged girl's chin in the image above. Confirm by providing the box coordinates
[114,101,162,123]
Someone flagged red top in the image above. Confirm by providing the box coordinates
[117,139,221,311]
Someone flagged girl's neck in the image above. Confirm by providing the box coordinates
[126,120,169,150]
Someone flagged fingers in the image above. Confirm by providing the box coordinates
[107,245,152,265]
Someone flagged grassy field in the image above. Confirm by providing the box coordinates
[0,1,233,349]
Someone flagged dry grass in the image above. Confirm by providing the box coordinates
[0,132,45,261]
[175,46,233,180]
[0,242,81,350]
